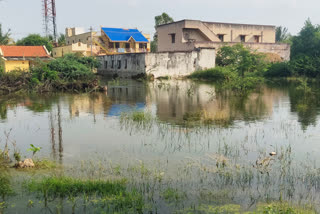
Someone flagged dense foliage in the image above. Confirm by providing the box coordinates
[0,54,101,94]
[265,19,320,78]
[191,44,266,95]
[16,34,53,52]
[216,44,268,77]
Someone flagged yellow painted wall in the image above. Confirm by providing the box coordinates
[53,43,88,58]
[4,60,29,72]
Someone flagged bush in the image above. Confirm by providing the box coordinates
[189,66,236,81]
[30,54,99,82]
[290,55,320,78]
[216,44,269,77]
[265,62,292,77]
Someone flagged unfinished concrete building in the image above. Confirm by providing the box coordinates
[157,20,290,61]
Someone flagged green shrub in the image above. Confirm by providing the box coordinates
[190,66,235,81]
[290,55,320,78]
[265,62,292,77]
[46,54,98,81]
[30,54,99,82]
[216,44,269,77]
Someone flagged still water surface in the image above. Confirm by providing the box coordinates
[1,79,320,213]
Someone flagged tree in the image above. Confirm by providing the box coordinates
[0,24,11,45]
[154,13,174,29]
[275,26,289,42]
[58,34,66,46]
[152,13,174,52]
[16,34,53,52]
[216,44,267,77]
[290,19,320,59]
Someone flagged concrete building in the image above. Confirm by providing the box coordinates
[157,20,290,61]
[97,48,215,78]
[100,28,151,54]
[52,42,100,58]
[0,46,51,72]
[53,27,151,58]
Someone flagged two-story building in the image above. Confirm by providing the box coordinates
[157,19,290,61]
[100,27,150,54]
[53,27,150,58]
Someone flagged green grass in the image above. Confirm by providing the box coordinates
[27,176,128,198]
[189,67,235,81]
[26,176,145,213]
[0,173,14,200]
[161,188,186,203]
[33,159,58,170]
[178,203,316,214]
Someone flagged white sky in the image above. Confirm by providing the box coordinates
[0,0,318,40]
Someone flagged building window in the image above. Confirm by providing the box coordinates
[72,40,75,43]
[254,35,260,43]
[115,43,120,49]
[111,60,114,68]
[240,35,246,42]
[105,61,108,69]
[125,43,130,49]
[79,39,81,42]
[170,34,176,43]
[218,34,224,42]
[139,43,147,49]
[117,60,121,69]
[125,59,128,69]
[109,42,114,49]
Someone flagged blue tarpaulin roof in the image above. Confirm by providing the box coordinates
[102,28,149,42]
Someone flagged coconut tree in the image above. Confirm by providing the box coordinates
[0,24,11,45]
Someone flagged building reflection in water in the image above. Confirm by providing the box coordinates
[146,80,286,124]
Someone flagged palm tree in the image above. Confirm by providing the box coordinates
[0,24,11,45]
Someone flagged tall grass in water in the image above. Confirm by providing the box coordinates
[0,173,13,201]
[26,176,144,213]
[120,111,154,133]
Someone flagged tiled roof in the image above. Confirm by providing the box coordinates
[102,28,149,42]
[0,46,50,58]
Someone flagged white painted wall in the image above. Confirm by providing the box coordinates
[97,48,216,78]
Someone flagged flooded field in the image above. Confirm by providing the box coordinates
[1,79,320,213]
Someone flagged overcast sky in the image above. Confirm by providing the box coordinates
[0,0,318,40]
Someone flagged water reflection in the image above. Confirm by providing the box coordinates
[1,80,320,213]
[148,80,286,125]
[0,79,319,130]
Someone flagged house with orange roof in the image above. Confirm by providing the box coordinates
[0,46,51,72]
